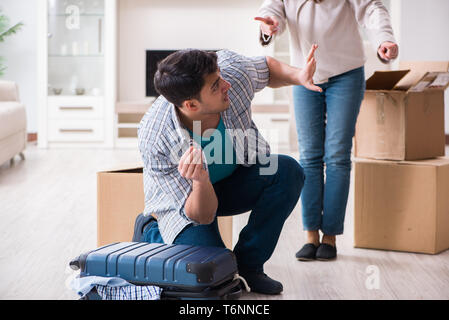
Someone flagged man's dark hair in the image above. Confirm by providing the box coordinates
[154,49,218,107]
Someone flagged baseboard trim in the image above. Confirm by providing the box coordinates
[27,133,37,142]
[23,134,449,145]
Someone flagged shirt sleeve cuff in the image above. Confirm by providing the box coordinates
[374,33,397,63]
[180,204,200,226]
[259,31,273,46]
[374,32,396,51]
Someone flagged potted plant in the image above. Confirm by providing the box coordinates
[0,9,23,76]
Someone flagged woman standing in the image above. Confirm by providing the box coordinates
[256,0,398,261]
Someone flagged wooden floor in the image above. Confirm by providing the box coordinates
[1,143,448,300]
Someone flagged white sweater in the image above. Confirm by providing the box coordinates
[259,0,396,84]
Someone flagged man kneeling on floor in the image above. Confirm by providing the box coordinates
[137,48,321,295]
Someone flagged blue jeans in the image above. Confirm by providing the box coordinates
[143,154,304,273]
[292,66,365,235]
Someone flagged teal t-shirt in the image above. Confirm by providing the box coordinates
[188,117,239,184]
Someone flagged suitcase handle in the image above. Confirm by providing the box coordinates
[69,257,80,271]
[69,243,120,272]
[69,252,90,272]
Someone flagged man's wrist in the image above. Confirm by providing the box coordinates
[292,68,304,86]
[193,173,211,186]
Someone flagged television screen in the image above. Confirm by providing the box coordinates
[146,49,219,97]
[146,50,177,97]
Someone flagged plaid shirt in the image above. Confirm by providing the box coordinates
[96,284,162,300]
[138,50,271,244]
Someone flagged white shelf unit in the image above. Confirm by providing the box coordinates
[254,30,297,152]
[46,95,105,143]
[251,104,290,152]
[37,0,116,148]
[114,100,154,149]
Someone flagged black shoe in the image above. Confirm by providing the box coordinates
[295,243,318,261]
[316,243,337,261]
[239,272,283,295]
[132,213,155,242]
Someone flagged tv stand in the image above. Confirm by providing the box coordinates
[115,99,155,148]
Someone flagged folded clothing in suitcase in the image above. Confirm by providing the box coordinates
[70,242,242,300]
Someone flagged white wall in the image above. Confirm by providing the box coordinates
[0,0,39,132]
[118,0,266,102]
[397,0,449,135]
[398,0,449,61]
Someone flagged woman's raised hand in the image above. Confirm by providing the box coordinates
[254,16,279,37]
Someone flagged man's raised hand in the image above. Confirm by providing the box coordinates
[299,44,322,92]
[178,146,208,183]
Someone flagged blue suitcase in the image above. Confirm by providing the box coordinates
[69,242,242,300]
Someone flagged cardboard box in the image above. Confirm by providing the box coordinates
[97,164,233,249]
[354,61,449,160]
[354,157,449,254]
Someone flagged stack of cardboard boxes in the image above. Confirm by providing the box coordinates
[353,61,449,254]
